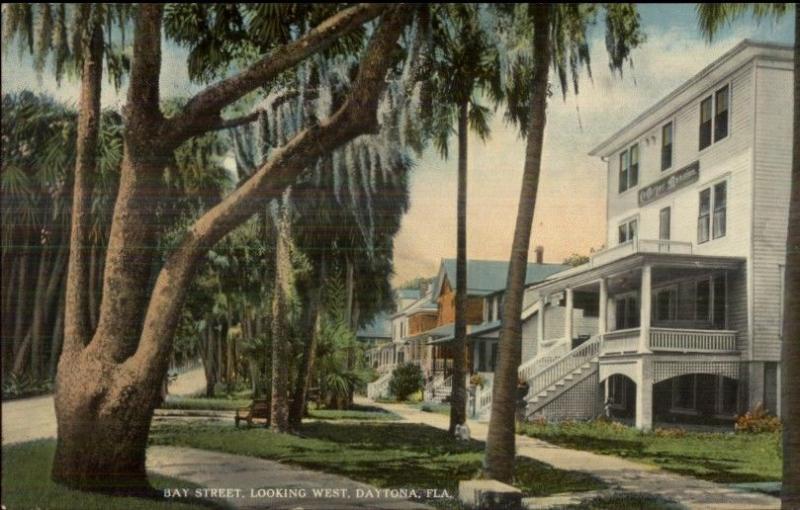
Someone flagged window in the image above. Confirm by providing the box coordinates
[698,180,727,243]
[715,85,729,142]
[654,286,678,322]
[618,144,639,193]
[619,151,629,193]
[713,273,727,329]
[713,181,727,239]
[659,207,671,241]
[698,188,711,243]
[661,122,673,170]
[618,218,638,244]
[696,279,711,322]
[699,84,730,150]
[699,97,713,150]
[615,294,640,330]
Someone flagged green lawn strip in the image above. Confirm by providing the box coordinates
[160,396,251,412]
[2,440,229,510]
[308,405,400,421]
[149,421,604,504]
[518,420,781,484]
[407,402,451,416]
[561,492,685,510]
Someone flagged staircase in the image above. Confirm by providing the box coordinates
[520,335,601,419]
[367,370,393,400]
[426,375,453,403]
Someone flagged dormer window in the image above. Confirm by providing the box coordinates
[618,143,639,193]
[699,84,729,150]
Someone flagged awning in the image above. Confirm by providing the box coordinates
[428,320,502,345]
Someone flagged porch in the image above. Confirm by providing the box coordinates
[522,245,746,429]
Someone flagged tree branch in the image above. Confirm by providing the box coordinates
[162,3,389,147]
[210,111,262,131]
[129,4,414,383]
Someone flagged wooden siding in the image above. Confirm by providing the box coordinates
[606,64,754,261]
[752,63,793,361]
[521,306,598,363]
[408,312,437,336]
[437,279,484,326]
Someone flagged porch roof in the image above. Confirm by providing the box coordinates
[530,251,745,298]
[428,320,502,345]
[402,323,453,343]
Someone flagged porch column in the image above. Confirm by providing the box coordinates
[564,288,574,344]
[639,265,652,353]
[598,278,608,335]
[635,356,654,430]
[537,294,547,347]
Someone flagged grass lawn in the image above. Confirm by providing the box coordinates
[161,396,399,422]
[1,440,228,510]
[308,404,399,421]
[408,402,451,416]
[519,419,781,484]
[149,420,605,505]
[563,492,684,510]
[159,396,250,412]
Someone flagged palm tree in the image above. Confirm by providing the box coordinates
[696,5,798,507]
[421,4,503,434]
[484,4,644,483]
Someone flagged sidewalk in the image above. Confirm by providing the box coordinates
[147,445,431,510]
[365,398,781,510]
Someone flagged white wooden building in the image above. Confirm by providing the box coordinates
[517,40,793,430]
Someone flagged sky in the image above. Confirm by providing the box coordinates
[2,4,795,286]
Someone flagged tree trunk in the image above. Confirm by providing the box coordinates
[201,324,217,397]
[88,242,100,331]
[30,237,56,380]
[289,254,326,428]
[781,9,800,509]
[450,100,469,433]
[484,4,552,484]
[12,231,32,362]
[50,5,409,492]
[48,285,66,379]
[271,283,290,432]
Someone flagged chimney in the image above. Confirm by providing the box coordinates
[535,245,544,264]
[419,279,429,296]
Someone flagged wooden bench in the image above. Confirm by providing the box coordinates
[235,399,270,427]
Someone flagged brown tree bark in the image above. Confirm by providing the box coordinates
[781,8,800,509]
[51,4,410,492]
[48,285,66,379]
[449,100,469,433]
[484,4,552,484]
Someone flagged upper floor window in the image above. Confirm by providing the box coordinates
[618,143,639,193]
[699,84,729,150]
[661,122,673,170]
[618,218,638,244]
[698,181,727,243]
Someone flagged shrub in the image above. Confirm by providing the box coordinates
[654,427,687,438]
[469,373,486,388]
[388,363,424,401]
[735,403,782,433]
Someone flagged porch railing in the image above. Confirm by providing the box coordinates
[518,341,571,382]
[600,329,640,355]
[649,328,737,352]
[528,336,601,398]
[590,239,693,268]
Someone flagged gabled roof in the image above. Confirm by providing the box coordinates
[395,288,421,300]
[433,259,570,299]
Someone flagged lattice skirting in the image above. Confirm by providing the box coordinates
[653,360,742,385]
[531,371,602,422]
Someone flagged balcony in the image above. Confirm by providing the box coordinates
[591,239,693,267]
[599,327,738,355]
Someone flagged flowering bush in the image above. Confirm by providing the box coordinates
[469,374,486,388]
[735,403,782,433]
